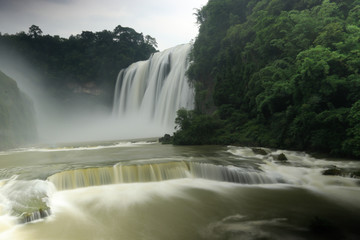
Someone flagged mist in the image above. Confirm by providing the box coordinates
[0,43,193,145]
[0,45,126,144]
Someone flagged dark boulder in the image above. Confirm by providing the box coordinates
[322,168,342,176]
[251,148,268,155]
[272,153,288,161]
[351,171,360,178]
[323,167,360,179]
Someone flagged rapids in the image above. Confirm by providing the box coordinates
[0,141,359,239]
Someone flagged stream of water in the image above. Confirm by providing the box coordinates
[0,141,359,239]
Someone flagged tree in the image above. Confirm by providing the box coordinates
[113,25,144,45]
[176,0,360,158]
[145,35,158,48]
[0,24,158,108]
[343,100,360,156]
[28,25,43,38]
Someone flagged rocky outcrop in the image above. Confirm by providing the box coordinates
[322,167,360,179]
[322,168,342,176]
[251,148,288,162]
[0,71,37,150]
[272,153,288,162]
[251,148,268,155]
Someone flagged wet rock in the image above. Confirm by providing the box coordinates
[322,167,342,176]
[350,170,360,178]
[272,153,288,161]
[18,207,51,224]
[251,148,268,155]
[322,167,360,179]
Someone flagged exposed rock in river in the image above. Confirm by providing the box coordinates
[271,153,288,162]
[322,168,342,176]
[251,148,268,155]
[322,167,360,179]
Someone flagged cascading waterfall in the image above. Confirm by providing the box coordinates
[112,44,194,134]
[47,161,283,191]
[1,143,360,239]
[0,177,54,223]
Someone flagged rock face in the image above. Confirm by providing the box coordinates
[0,71,37,150]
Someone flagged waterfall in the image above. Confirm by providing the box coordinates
[112,44,194,134]
[47,162,284,190]
[0,177,54,223]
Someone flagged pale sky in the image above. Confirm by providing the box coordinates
[0,0,208,51]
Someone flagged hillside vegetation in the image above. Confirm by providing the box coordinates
[0,25,158,106]
[174,0,360,158]
[0,71,37,150]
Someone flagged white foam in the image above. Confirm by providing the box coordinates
[0,141,156,155]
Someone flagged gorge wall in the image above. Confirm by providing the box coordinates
[0,71,37,150]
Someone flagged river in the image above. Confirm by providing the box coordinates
[0,140,359,239]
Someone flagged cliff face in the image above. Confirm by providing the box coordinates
[0,70,37,150]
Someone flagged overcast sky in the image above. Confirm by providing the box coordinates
[0,0,208,50]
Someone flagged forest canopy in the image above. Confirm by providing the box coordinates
[174,0,360,158]
[0,25,158,105]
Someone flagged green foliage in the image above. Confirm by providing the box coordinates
[176,0,360,158]
[173,108,223,145]
[342,100,360,157]
[0,25,158,106]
